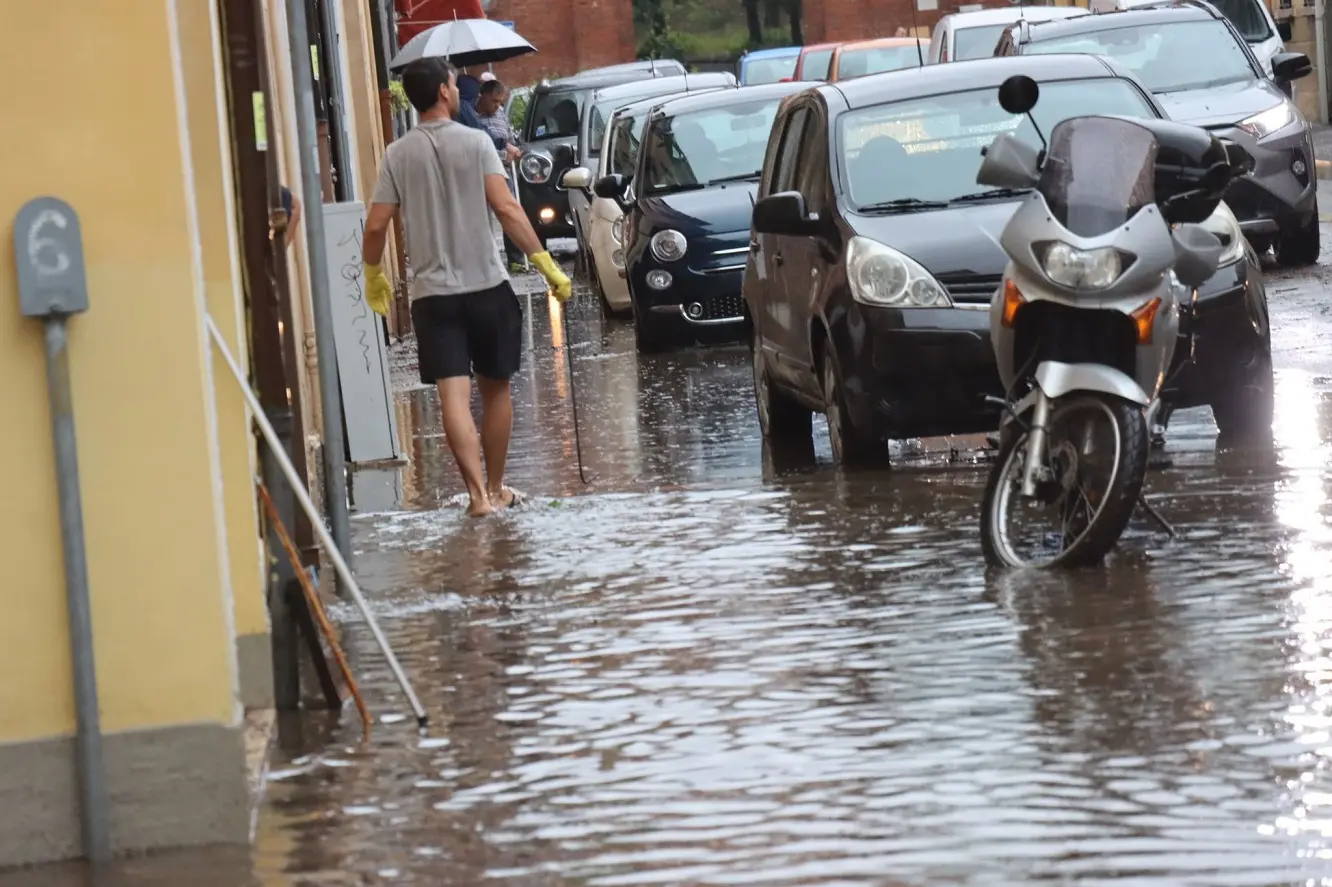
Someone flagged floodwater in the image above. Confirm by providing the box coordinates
[12,240,1332,885]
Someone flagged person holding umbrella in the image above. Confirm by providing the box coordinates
[361,57,571,518]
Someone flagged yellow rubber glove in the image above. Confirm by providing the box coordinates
[364,262,393,317]
[528,250,573,303]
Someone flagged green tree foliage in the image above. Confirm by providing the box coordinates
[634,0,802,61]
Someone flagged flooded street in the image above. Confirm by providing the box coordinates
[13,226,1332,885]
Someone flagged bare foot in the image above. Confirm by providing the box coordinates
[466,496,493,518]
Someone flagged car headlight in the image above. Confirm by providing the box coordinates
[610,216,625,245]
[519,151,554,184]
[1037,241,1123,290]
[845,236,951,308]
[1237,101,1298,140]
[1198,201,1244,265]
[650,229,687,263]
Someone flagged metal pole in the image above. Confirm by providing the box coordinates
[286,0,354,567]
[206,316,429,726]
[43,317,111,862]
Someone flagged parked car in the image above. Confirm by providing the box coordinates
[829,37,927,80]
[595,81,809,352]
[563,78,739,316]
[793,42,840,80]
[995,4,1317,265]
[927,6,1087,63]
[744,55,1274,463]
[1088,0,1288,75]
[739,46,802,84]
[566,72,737,280]
[516,62,685,246]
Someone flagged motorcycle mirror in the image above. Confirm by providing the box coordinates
[998,75,1039,115]
[1171,223,1223,288]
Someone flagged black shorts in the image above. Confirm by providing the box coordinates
[411,282,523,384]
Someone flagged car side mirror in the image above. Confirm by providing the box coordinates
[1277,18,1293,41]
[562,166,592,189]
[1272,51,1312,82]
[752,191,821,236]
[593,174,630,200]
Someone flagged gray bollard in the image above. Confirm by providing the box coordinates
[12,196,110,863]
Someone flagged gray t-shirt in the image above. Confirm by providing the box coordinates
[372,119,508,300]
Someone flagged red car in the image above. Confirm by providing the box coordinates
[791,42,840,81]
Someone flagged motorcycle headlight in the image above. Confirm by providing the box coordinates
[845,236,951,308]
[610,216,625,245]
[650,229,687,263]
[519,151,554,184]
[1038,242,1122,290]
[1237,101,1298,140]
[1198,201,1245,265]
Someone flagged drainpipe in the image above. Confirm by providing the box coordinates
[1316,0,1328,123]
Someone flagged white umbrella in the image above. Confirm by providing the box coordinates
[389,19,536,70]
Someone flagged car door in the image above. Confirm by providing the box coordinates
[757,104,812,387]
[779,102,836,382]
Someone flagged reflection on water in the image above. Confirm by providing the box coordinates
[12,279,1332,883]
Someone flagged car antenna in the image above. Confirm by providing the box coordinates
[908,0,925,65]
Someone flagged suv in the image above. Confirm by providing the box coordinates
[995,2,1317,265]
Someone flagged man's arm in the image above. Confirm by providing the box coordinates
[484,174,542,256]
[362,202,397,264]
[284,192,302,248]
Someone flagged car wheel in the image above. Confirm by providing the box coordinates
[633,304,673,354]
[1274,215,1321,268]
[1211,347,1275,445]
[752,327,812,439]
[821,349,884,465]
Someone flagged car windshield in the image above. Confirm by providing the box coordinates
[1209,0,1272,42]
[745,55,798,84]
[588,96,660,157]
[607,108,652,177]
[640,97,782,193]
[837,45,924,79]
[840,77,1157,209]
[799,48,834,80]
[528,89,585,140]
[954,24,1012,60]
[1023,21,1258,92]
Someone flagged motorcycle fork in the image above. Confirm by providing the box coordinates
[1020,391,1052,498]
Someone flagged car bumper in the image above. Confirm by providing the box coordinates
[832,304,1003,439]
[1161,255,1268,408]
[1215,128,1316,238]
[518,180,575,239]
[630,256,748,343]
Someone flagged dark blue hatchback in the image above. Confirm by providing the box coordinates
[595,81,809,353]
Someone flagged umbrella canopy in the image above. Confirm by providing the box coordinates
[389,19,536,71]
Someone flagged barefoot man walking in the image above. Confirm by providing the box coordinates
[361,57,571,517]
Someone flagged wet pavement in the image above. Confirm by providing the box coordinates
[13,211,1332,885]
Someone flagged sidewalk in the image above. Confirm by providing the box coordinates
[1314,124,1332,179]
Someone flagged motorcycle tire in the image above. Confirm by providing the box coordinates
[980,394,1149,569]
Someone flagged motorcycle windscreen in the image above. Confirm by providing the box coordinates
[1037,117,1158,239]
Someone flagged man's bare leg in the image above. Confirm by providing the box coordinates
[436,376,491,516]
[476,374,514,506]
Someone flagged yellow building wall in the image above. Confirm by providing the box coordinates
[179,0,270,651]
[0,2,242,740]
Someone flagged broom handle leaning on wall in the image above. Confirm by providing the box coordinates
[205,315,429,727]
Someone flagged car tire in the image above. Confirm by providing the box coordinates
[1211,347,1275,444]
[1274,215,1321,268]
[752,328,812,440]
[633,304,673,354]
[821,349,884,465]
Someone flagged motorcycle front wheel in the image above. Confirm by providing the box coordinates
[981,394,1149,569]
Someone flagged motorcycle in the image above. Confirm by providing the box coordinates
[975,75,1253,569]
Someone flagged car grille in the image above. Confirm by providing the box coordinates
[937,272,1002,304]
[703,293,745,320]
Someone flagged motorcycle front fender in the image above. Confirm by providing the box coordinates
[1034,360,1150,406]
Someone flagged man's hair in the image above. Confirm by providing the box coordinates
[400,58,456,113]
[479,79,506,97]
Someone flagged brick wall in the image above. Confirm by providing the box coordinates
[481,0,637,85]
[804,0,1023,44]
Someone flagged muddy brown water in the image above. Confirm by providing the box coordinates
[9,250,1332,885]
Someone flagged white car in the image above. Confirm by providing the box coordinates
[562,76,736,316]
[1088,0,1287,76]
[928,5,1090,63]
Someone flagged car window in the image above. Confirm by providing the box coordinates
[640,97,785,194]
[800,49,834,80]
[1208,0,1272,42]
[607,109,651,177]
[745,55,799,84]
[837,45,924,79]
[794,111,829,211]
[953,24,1011,60]
[770,107,809,194]
[1023,21,1258,92]
[528,90,586,140]
[838,77,1157,208]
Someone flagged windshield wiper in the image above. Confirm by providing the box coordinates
[707,171,762,185]
[857,197,950,214]
[950,188,1032,204]
[648,182,707,195]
